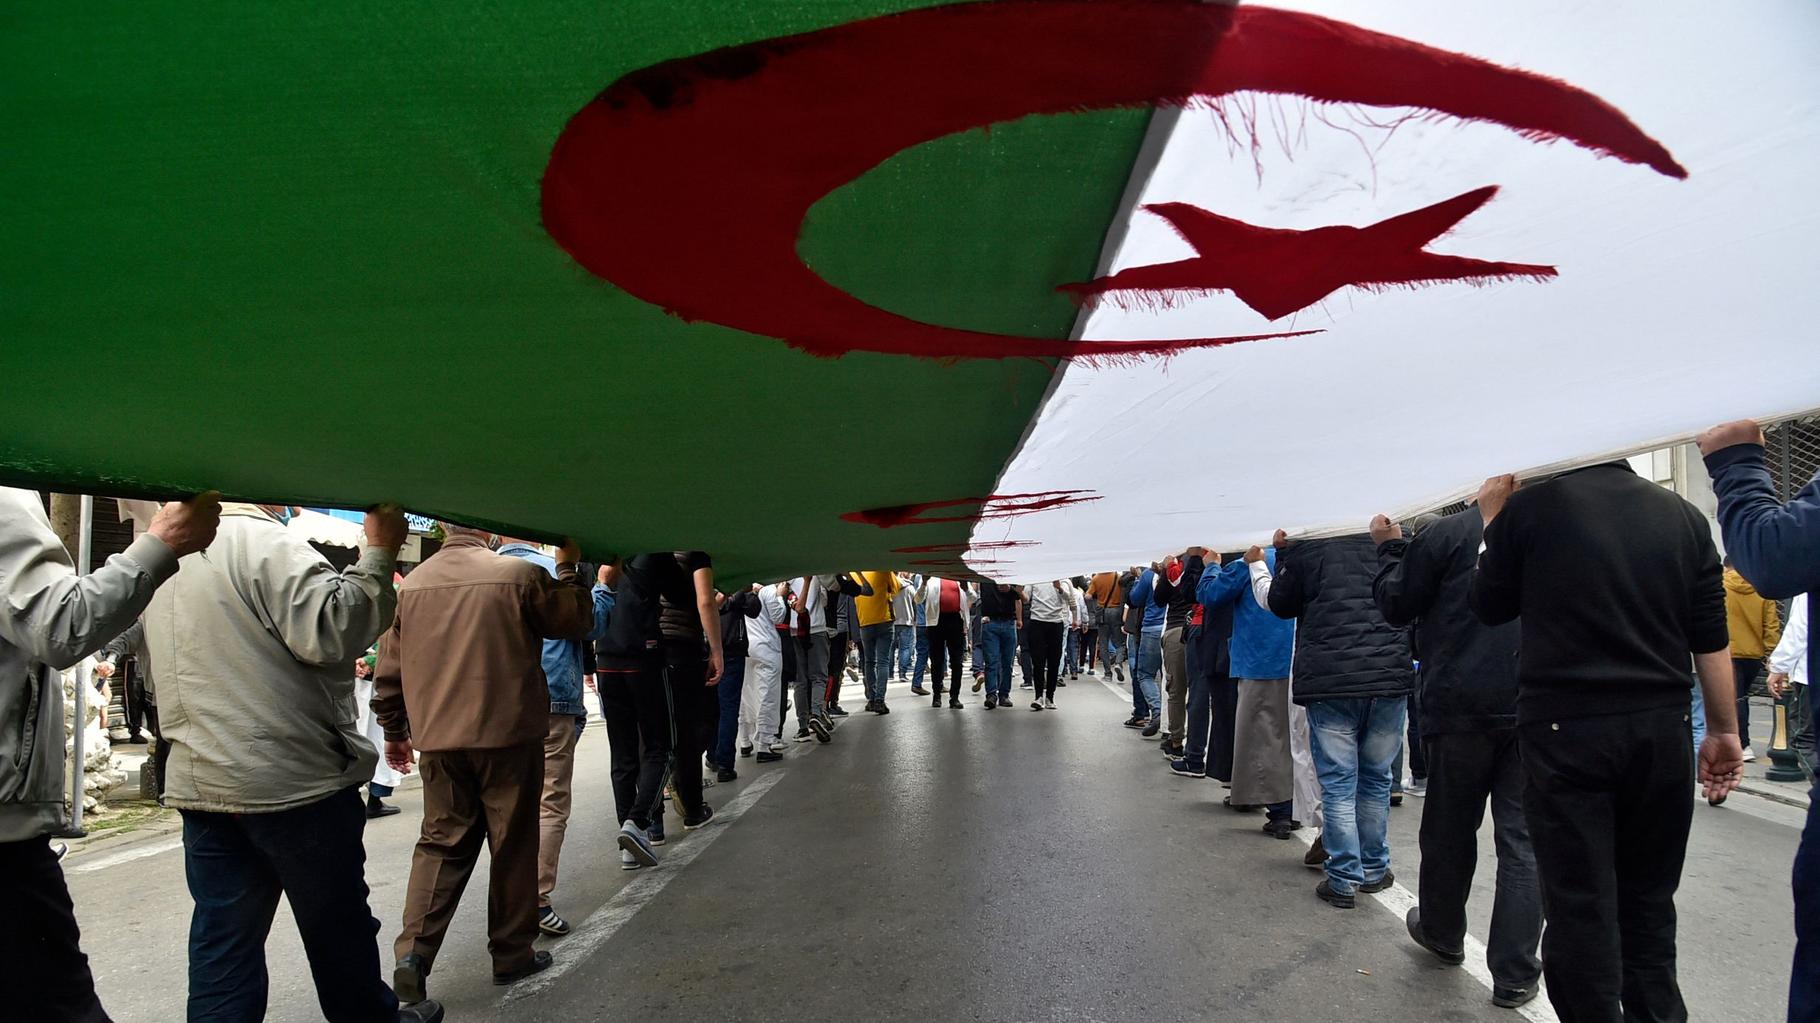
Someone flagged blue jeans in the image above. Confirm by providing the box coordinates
[894,624,916,678]
[983,620,1018,701]
[860,623,894,703]
[182,786,396,1022]
[1134,629,1164,719]
[1307,696,1408,894]
[1063,629,1079,675]
[715,654,747,769]
[1689,673,1706,751]
[915,626,929,688]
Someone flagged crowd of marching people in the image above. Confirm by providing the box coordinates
[2,416,1817,1022]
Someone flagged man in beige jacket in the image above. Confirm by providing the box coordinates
[376,523,595,1001]
[144,501,441,1022]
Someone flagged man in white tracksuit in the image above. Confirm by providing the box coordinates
[741,583,790,762]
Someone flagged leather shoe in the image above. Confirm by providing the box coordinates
[398,998,445,1023]
[1405,907,1466,965]
[493,949,554,986]
[393,954,430,1004]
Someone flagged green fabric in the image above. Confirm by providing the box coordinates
[0,3,1146,582]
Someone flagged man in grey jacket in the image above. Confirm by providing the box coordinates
[146,502,442,1023]
[0,486,219,1023]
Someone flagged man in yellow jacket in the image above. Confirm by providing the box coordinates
[854,571,902,713]
[1726,556,1783,762]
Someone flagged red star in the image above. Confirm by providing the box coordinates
[1061,185,1556,321]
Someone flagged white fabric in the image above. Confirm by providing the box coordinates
[740,649,783,751]
[749,585,787,659]
[287,509,365,549]
[355,676,405,789]
[971,0,1820,582]
[1247,560,1273,612]
[1290,701,1322,828]
[1770,594,1809,688]
[1027,581,1073,624]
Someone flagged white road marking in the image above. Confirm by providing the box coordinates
[502,768,788,1002]
[67,835,184,874]
[1087,668,1560,1020]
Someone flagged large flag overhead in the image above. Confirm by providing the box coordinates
[3,1,1815,582]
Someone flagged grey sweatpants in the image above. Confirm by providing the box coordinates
[795,632,830,729]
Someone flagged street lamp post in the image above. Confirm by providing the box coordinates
[1766,687,1808,783]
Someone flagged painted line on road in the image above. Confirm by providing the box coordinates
[503,767,788,1002]
[67,835,184,874]
[1086,667,1560,1020]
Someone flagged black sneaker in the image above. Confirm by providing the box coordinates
[756,749,783,763]
[828,704,850,717]
[1116,666,1126,681]
[793,727,815,743]
[808,717,832,743]
[394,954,430,1004]
[398,999,445,1023]
[739,744,754,758]
[1390,792,1404,807]
[874,702,891,715]
[538,906,572,936]
[1492,985,1539,1009]
[1304,834,1327,870]
[1360,869,1396,894]
[949,697,962,709]
[493,950,554,986]
[984,698,997,710]
[683,805,716,830]
[1056,679,1067,687]
[1030,699,1043,711]
[1404,907,1466,965]
[1315,880,1356,909]
[1141,719,1161,738]
[716,767,737,783]
[1168,758,1203,778]
[932,695,944,708]
[1159,739,1184,757]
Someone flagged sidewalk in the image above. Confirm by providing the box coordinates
[1737,695,1812,809]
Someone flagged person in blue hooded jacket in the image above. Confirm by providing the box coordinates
[1198,548,1299,837]
[1700,418,1820,1022]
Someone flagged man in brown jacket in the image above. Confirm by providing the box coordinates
[374,524,595,1002]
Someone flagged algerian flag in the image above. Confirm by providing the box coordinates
[3,1,1814,583]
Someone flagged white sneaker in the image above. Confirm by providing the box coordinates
[1407,779,1427,797]
[768,741,788,753]
[1742,746,1758,763]
[1045,697,1057,709]
[617,819,658,867]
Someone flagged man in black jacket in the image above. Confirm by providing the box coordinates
[1371,508,1541,1009]
[1470,465,1739,1022]
[1253,531,1414,909]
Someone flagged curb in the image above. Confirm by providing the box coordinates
[1737,781,1811,811]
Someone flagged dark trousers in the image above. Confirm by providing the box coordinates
[1793,777,1820,1021]
[826,634,850,706]
[123,669,150,740]
[1019,626,1035,688]
[1026,619,1064,700]
[183,786,395,1023]
[1796,683,1818,781]
[1082,628,1099,671]
[0,837,111,1023]
[776,627,796,737]
[397,744,543,975]
[1732,657,1762,748]
[713,654,747,771]
[601,657,673,830]
[1185,644,1237,780]
[1418,729,1543,991]
[929,611,966,698]
[1521,707,1693,1022]
[666,653,713,816]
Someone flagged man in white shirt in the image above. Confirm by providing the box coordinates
[1770,594,1812,779]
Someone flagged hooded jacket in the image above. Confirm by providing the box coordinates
[1199,550,1294,680]
[1372,508,1519,736]
[1724,567,1783,659]
[1265,535,1413,705]
[0,489,179,841]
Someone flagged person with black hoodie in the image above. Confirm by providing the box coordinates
[1252,530,1413,910]
[1370,508,1541,1010]
[1470,465,1737,1022]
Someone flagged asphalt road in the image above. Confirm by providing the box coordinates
[65,671,1804,1021]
